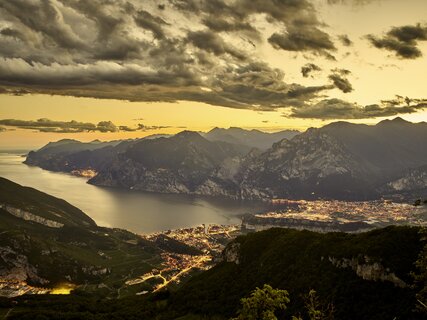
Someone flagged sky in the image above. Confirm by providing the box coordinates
[0,0,426,149]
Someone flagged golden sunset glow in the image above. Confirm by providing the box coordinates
[0,0,426,149]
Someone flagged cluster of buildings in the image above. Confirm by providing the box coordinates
[126,224,241,292]
[0,281,50,298]
[243,200,426,233]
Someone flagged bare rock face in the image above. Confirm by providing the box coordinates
[384,166,427,192]
[328,256,407,288]
[222,242,241,265]
[0,204,64,228]
[0,246,49,285]
[238,129,369,200]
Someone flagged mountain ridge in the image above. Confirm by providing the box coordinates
[24,118,427,200]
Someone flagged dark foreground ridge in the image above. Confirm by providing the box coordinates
[2,225,425,319]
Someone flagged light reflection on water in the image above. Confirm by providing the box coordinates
[0,153,269,234]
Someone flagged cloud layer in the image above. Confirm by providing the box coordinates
[0,0,425,121]
[0,0,343,112]
[367,23,427,59]
[288,96,427,119]
[0,118,184,133]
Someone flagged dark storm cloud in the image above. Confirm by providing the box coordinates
[186,30,247,61]
[367,23,427,59]
[268,25,336,59]
[301,63,322,78]
[0,28,22,39]
[338,34,352,46]
[134,10,168,40]
[0,0,86,50]
[0,0,346,111]
[288,97,427,119]
[208,62,334,110]
[202,17,255,33]
[328,69,353,93]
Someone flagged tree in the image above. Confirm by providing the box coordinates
[232,284,290,320]
[303,290,334,320]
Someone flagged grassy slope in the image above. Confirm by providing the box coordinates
[0,177,162,296]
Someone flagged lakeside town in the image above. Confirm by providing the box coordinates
[243,199,427,233]
[124,199,427,293]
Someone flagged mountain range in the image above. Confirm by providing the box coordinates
[25,119,427,200]
[202,127,299,150]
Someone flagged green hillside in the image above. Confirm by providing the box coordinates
[0,177,163,296]
[167,226,425,319]
[3,226,425,320]
[0,177,95,227]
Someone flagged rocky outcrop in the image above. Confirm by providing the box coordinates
[383,166,427,192]
[328,256,407,288]
[238,129,371,200]
[0,246,49,285]
[0,204,64,228]
[222,243,240,264]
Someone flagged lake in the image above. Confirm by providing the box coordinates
[0,152,270,234]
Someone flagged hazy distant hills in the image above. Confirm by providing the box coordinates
[25,139,125,173]
[25,119,427,200]
[202,127,300,150]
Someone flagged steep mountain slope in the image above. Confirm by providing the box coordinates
[0,177,163,295]
[319,118,427,176]
[167,226,425,320]
[203,127,300,150]
[238,128,372,199]
[238,118,427,199]
[89,131,251,196]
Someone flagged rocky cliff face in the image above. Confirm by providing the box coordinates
[328,256,407,288]
[222,243,240,264]
[238,128,372,200]
[0,204,64,228]
[383,166,427,192]
[89,132,248,197]
[0,246,49,285]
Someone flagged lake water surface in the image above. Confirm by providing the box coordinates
[0,152,269,234]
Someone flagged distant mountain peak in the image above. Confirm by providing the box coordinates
[378,117,411,126]
[174,130,204,140]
